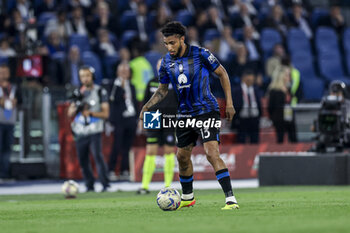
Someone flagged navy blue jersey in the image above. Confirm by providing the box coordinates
[159,45,220,116]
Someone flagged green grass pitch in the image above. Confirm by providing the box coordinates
[0,186,350,233]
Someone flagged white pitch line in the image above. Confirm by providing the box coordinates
[0,179,258,195]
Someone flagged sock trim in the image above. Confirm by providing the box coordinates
[216,171,230,180]
[179,175,193,183]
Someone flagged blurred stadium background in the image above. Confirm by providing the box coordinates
[0,0,350,189]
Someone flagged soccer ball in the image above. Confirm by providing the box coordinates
[156,187,181,211]
[61,180,79,198]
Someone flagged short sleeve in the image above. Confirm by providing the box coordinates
[99,87,109,103]
[158,58,170,84]
[200,47,220,72]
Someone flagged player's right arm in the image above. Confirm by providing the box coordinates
[139,83,169,121]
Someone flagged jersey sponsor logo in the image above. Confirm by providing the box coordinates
[208,53,216,64]
[177,74,191,89]
[178,74,187,84]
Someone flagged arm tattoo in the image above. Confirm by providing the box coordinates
[144,84,168,110]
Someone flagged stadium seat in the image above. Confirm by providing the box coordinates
[311,8,329,28]
[145,51,162,76]
[260,28,282,59]
[301,78,325,101]
[175,10,194,26]
[69,34,91,53]
[121,30,138,47]
[82,51,103,84]
[7,0,16,12]
[203,29,221,42]
[343,27,350,52]
[37,12,57,24]
[315,27,338,54]
[318,51,349,82]
[145,0,158,8]
[120,10,138,32]
[291,51,316,79]
[287,28,311,54]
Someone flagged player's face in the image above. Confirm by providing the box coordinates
[163,35,184,57]
[79,69,94,87]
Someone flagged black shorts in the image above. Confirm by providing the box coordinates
[146,128,176,146]
[176,111,221,148]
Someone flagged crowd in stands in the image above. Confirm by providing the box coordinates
[0,0,349,144]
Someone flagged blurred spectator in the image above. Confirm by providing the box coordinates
[264,4,290,36]
[119,47,131,63]
[232,70,262,143]
[44,10,73,40]
[129,38,153,102]
[67,0,92,15]
[108,62,138,181]
[266,43,286,78]
[231,2,259,36]
[87,2,119,37]
[35,42,50,56]
[242,26,262,66]
[218,25,239,61]
[281,0,313,13]
[36,0,57,16]
[136,2,151,42]
[319,4,345,35]
[0,14,12,34]
[228,0,257,16]
[289,2,312,39]
[16,0,32,19]
[69,6,89,36]
[0,64,21,179]
[268,66,297,143]
[158,0,173,17]
[0,39,16,57]
[7,9,27,41]
[94,28,117,57]
[205,5,225,33]
[196,11,209,41]
[63,46,83,86]
[230,44,248,78]
[281,56,302,105]
[119,0,140,14]
[153,4,172,29]
[180,0,196,15]
[46,31,65,55]
[187,26,201,47]
[151,30,168,54]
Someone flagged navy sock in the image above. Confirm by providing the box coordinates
[179,174,193,195]
[216,168,233,197]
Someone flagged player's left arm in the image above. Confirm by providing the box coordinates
[214,65,235,121]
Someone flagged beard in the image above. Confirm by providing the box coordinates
[171,44,183,58]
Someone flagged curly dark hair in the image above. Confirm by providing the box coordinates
[160,21,186,37]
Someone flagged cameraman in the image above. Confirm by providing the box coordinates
[314,80,350,152]
[67,66,110,192]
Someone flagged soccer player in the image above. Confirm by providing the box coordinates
[137,59,178,194]
[139,22,239,210]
